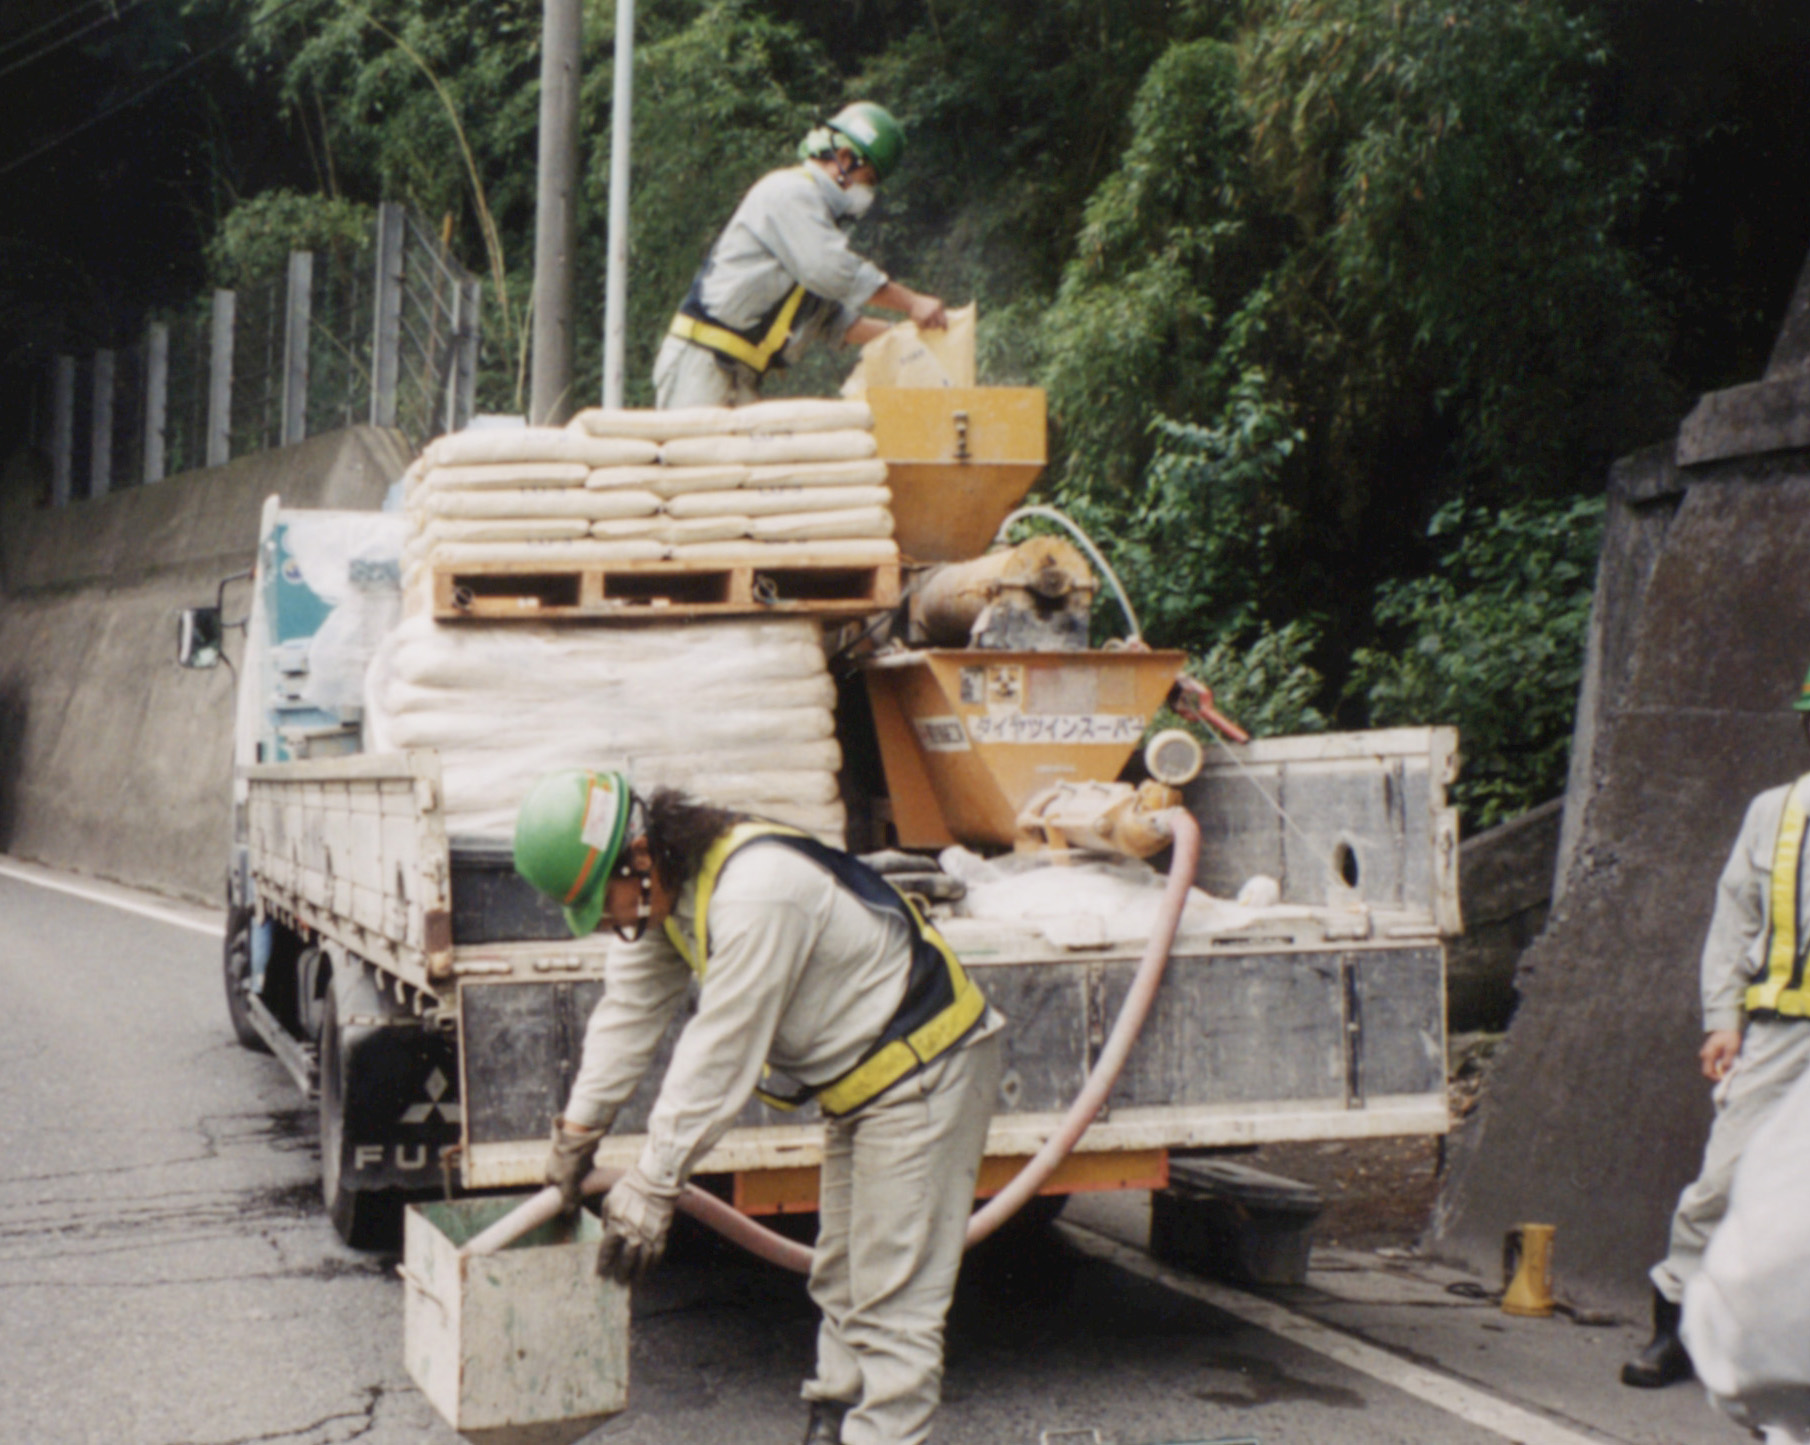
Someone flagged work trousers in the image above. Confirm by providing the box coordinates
[1652,1018,1810,1303]
[652,334,760,410]
[802,1031,1003,1445]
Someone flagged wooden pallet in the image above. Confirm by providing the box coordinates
[431,555,901,621]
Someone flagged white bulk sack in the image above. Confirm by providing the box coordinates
[570,406,738,441]
[667,485,891,519]
[585,465,672,491]
[751,506,894,541]
[423,462,591,491]
[425,427,656,469]
[364,614,846,844]
[425,518,590,544]
[660,430,878,468]
[727,398,874,434]
[638,465,754,498]
[423,488,663,521]
[745,460,890,489]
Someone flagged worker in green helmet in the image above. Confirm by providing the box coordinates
[655,101,949,409]
[1622,666,1810,1390]
[515,769,1002,1445]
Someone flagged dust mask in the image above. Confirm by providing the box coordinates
[843,182,875,219]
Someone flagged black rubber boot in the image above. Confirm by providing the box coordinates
[803,1401,850,1445]
[1620,1288,1693,1388]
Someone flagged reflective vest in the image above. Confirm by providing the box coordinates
[663,821,989,1117]
[1747,774,1810,1018]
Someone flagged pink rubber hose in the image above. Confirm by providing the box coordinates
[461,809,1201,1268]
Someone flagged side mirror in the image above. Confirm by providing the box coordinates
[178,607,224,669]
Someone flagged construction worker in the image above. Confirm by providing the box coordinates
[654,101,948,409]
[1623,667,1810,1389]
[514,770,1003,1445]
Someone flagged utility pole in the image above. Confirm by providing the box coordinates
[601,0,636,409]
[530,0,582,426]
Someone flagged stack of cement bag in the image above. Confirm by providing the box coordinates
[400,399,894,584]
[363,612,846,844]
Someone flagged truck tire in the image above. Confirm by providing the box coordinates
[318,985,402,1250]
[223,905,268,1053]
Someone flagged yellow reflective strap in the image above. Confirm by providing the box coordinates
[818,938,987,1117]
[667,820,810,980]
[667,820,989,1117]
[817,1040,921,1117]
[668,284,809,374]
[1748,774,1810,1016]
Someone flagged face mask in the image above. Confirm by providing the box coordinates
[611,869,654,944]
[842,182,875,219]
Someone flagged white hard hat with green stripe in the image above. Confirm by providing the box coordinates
[798,101,905,181]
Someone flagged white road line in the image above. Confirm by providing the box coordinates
[1057,1222,1610,1445]
[0,860,225,938]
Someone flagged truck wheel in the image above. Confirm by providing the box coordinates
[318,985,401,1250]
[223,905,268,1054]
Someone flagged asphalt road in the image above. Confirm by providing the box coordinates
[0,863,1738,1445]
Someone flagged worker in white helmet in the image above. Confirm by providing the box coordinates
[516,772,1004,1445]
[654,101,947,410]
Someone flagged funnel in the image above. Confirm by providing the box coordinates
[869,386,1047,562]
[863,648,1189,848]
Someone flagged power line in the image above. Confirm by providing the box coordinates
[0,0,152,85]
[0,0,111,63]
[0,0,309,179]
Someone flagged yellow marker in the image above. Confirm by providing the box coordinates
[1501,1223,1557,1317]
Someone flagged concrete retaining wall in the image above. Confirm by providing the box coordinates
[0,427,411,904]
[1446,798,1563,1034]
[1429,260,1810,1307]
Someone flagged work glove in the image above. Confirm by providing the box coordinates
[595,1165,681,1284]
[544,1114,610,1213]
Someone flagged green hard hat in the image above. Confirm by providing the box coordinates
[1795,665,1810,712]
[513,769,634,937]
[801,101,905,182]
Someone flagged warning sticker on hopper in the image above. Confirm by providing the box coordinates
[913,717,971,752]
[967,714,1145,745]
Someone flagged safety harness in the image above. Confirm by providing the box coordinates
[669,279,810,375]
[662,821,988,1117]
[667,168,844,375]
[1748,774,1810,1019]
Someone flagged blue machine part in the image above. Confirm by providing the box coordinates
[250,918,273,993]
[257,519,362,763]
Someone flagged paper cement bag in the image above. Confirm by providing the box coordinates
[842,303,977,393]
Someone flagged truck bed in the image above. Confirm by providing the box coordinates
[243,728,1456,1198]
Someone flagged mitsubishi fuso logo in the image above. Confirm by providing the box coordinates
[400,1068,462,1125]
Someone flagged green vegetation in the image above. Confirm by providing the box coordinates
[177,0,1803,828]
[1350,496,1605,827]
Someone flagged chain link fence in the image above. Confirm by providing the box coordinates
[43,203,480,504]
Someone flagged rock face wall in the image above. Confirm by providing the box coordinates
[1430,253,1810,1307]
[0,427,410,904]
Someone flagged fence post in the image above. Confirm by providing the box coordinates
[457,279,482,429]
[282,250,314,447]
[143,322,169,482]
[208,289,235,467]
[51,355,74,506]
[371,202,405,428]
[90,350,115,496]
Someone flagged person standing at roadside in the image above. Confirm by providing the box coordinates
[1623,667,1810,1388]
